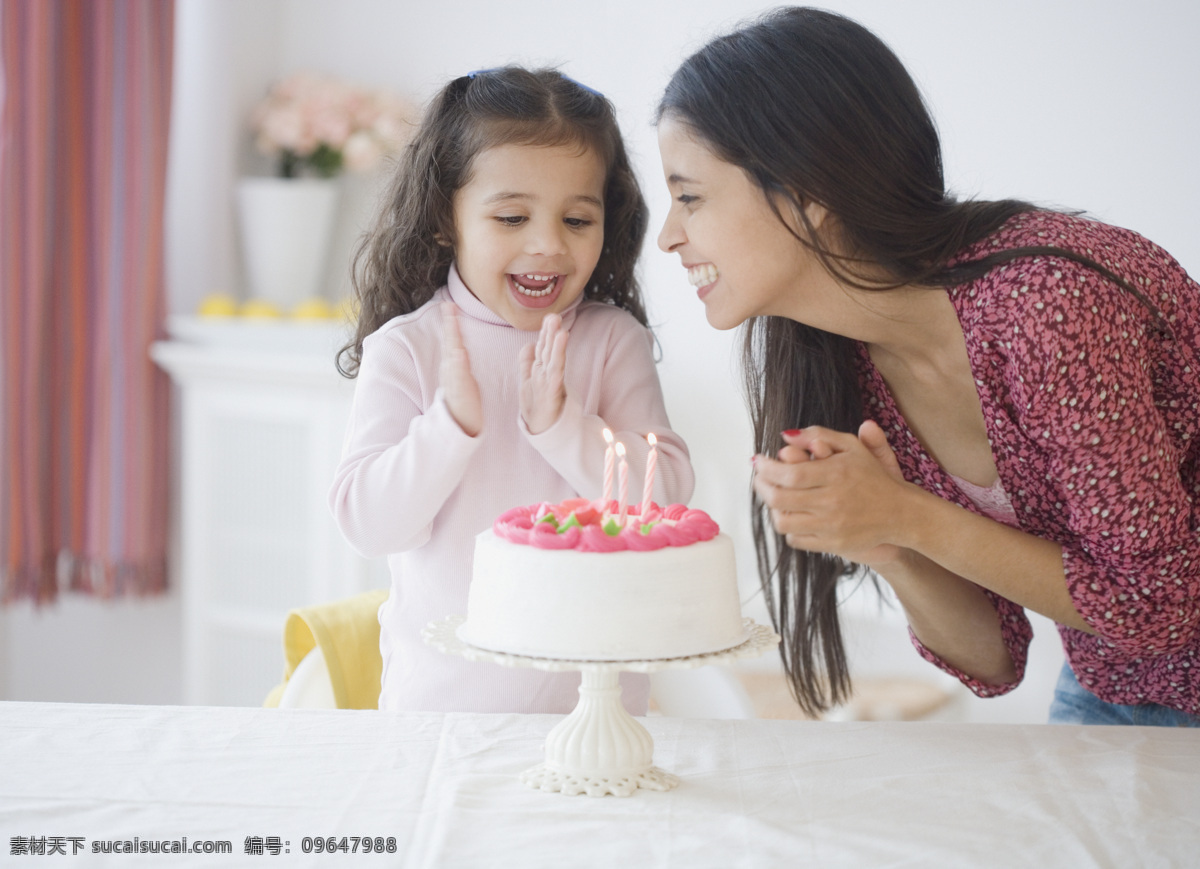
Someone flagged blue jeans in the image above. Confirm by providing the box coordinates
[1047,662,1199,727]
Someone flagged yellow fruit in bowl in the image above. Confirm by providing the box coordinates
[197,293,239,318]
[240,299,283,320]
[292,297,335,320]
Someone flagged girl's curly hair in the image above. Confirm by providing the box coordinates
[338,67,649,377]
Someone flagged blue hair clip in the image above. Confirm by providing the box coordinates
[465,67,603,98]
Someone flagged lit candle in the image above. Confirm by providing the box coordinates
[642,432,657,512]
[616,441,628,524]
[602,427,614,507]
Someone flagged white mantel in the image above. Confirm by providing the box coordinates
[150,316,384,706]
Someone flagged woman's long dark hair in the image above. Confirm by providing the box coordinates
[338,67,650,377]
[659,7,1164,717]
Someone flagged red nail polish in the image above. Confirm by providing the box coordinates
[782,429,802,437]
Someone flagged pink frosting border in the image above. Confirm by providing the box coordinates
[493,500,719,552]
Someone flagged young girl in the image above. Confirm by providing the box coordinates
[656,8,1199,725]
[330,67,694,714]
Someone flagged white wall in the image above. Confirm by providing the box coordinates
[4,0,1197,721]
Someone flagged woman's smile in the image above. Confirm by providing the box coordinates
[686,263,720,296]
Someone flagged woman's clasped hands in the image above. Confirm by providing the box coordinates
[751,421,923,568]
[440,302,569,438]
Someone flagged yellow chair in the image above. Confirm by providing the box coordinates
[264,589,388,710]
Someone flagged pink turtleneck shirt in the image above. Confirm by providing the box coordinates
[330,265,694,713]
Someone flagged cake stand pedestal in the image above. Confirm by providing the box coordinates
[421,616,780,797]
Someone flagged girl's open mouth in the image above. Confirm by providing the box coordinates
[508,273,563,309]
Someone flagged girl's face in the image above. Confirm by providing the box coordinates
[656,119,824,331]
[452,142,606,331]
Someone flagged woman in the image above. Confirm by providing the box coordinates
[656,7,1199,725]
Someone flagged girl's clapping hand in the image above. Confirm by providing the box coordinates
[752,421,914,568]
[519,313,569,435]
[440,303,483,437]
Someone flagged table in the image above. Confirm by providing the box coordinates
[2,702,1196,867]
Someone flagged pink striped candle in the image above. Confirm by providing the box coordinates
[602,428,614,506]
[642,432,657,510]
[616,441,628,524]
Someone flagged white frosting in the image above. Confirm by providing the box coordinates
[458,530,746,661]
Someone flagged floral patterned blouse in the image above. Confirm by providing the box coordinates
[856,210,1200,714]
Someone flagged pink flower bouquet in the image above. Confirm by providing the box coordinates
[251,72,414,178]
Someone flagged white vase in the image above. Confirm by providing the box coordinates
[236,177,341,310]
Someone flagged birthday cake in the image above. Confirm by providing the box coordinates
[457,498,747,661]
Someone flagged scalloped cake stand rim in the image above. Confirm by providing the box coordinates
[421,615,780,674]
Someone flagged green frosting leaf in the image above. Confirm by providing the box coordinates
[640,523,655,535]
[557,513,581,534]
[602,518,622,536]
[537,512,558,528]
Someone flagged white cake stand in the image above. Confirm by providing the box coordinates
[421,615,780,797]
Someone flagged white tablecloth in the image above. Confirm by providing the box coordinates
[1,702,1197,867]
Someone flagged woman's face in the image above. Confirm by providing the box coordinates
[656,118,823,331]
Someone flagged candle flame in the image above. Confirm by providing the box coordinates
[603,428,614,444]
[647,432,657,447]
[615,441,626,457]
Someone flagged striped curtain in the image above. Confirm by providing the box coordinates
[0,0,174,602]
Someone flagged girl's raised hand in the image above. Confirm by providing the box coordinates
[440,302,483,437]
[519,313,569,435]
[751,422,913,568]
